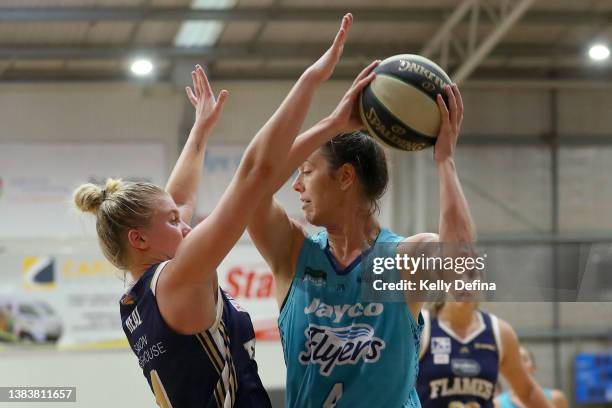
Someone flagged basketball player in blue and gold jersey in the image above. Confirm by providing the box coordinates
[418,301,554,408]
[73,13,373,407]
[247,63,475,404]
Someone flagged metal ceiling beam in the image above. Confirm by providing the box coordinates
[0,7,610,24]
[205,65,612,78]
[421,0,535,83]
[206,60,612,82]
[0,44,583,61]
[467,79,612,90]
[4,68,612,88]
[0,7,443,23]
[453,0,535,83]
[420,0,477,61]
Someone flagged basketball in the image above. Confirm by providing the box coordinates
[360,54,452,151]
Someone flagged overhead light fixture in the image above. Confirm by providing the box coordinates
[588,44,610,61]
[130,59,154,76]
[174,0,237,48]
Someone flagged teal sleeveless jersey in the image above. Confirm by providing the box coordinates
[278,228,424,407]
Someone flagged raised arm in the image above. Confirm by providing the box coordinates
[247,60,380,306]
[165,65,228,225]
[399,84,475,319]
[435,84,475,244]
[157,14,355,333]
[499,320,555,408]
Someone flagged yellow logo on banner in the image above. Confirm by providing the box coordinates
[22,256,56,291]
[62,259,117,278]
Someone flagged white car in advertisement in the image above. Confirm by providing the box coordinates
[0,297,63,343]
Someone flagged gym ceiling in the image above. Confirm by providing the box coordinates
[0,0,610,84]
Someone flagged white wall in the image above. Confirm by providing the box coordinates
[0,82,183,175]
[404,87,612,235]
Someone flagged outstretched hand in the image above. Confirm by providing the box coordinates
[434,84,464,163]
[304,13,353,83]
[328,59,379,134]
[186,65,229,131]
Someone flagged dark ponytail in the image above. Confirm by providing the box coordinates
[320,131,389,214]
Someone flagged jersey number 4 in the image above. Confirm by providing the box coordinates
[323,383,343,408]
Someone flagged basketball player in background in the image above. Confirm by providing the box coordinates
[247,62,476,404]
[73,14,374,407]
[418,300,555,408]
[495,346,568,408]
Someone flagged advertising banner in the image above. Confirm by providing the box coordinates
[0,242,279,350]
[0,142,166,239]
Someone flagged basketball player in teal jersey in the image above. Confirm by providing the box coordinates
[73,14,374,407]
[247,68,473,404]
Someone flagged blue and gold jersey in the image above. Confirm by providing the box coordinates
[417,310,502,408]
[279,228,424,408]
[119,262,271,408]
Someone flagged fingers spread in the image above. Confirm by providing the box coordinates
[185,86,197,107]
[191,70,200,98]
[351,71,376,96]
[197,65,214,97]
[353,59,380,85]
[452,84,464,123]
[445,85,457,126]
[437,94,450,124]
[214,90,229,115]
[196,65,206,96]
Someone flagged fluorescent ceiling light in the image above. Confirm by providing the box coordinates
[174,0,237,48]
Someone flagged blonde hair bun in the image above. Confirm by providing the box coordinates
[73,178,123,214]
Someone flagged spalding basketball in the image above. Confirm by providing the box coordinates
[360,54,452,151]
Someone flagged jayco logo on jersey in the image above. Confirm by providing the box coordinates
[298,323,386,376]
[304,298,384,323]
